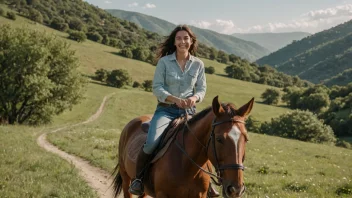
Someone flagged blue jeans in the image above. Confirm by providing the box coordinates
[143,105,196,154]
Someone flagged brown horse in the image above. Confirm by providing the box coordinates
[112,96,254,198]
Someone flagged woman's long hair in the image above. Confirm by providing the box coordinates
[156,25,198,61]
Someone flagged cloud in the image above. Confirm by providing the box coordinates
[302,4,352,21]
[191,19,243,34]
[104,1,112,4]
[128,2,138,7]
[191,3,352,34]
[143,3,156,9]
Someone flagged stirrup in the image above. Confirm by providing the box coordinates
[129,178,144,196]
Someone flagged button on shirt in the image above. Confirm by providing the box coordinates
[152,52,207,104]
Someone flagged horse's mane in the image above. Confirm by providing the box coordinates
[167,103,238,135]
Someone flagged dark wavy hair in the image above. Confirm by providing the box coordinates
[156,25,198,61]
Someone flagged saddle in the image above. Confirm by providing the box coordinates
[127,116,189,164]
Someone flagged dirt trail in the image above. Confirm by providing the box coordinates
[37,94,120,198]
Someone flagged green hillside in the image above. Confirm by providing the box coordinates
[324,68,352,86]
[257,20,352,85]
[232,32,311,52]
[106,9,270,61]
[1,5,352,198]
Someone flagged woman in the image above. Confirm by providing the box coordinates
[129,25,219,197]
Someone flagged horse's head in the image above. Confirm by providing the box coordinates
[208,96,254,198]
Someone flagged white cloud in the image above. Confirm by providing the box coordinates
[104,1,112,4]
[191,3,352,34]
[302,4,352,21]
[143,3,156,9]
[128,2,138,7]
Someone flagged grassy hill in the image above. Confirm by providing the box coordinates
[257,20,352,85]
[232,32,311,52]
[1,8,352,198]
[106,9,270,61]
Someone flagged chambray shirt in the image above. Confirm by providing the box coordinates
[152,52,206,104]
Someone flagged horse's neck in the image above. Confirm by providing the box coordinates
[181,111,214,173]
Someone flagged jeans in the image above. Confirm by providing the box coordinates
[143,105,196,154]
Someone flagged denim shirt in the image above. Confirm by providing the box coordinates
[152,52,206,104]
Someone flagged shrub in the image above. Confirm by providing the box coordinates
[261,88,280,105]
[68,30,86,43]
[86,31,103,43]
[132,81,141,88]
[205,66,215,74]
[7,11,16,20]
[0,8,4,16]
[94,69,109,82]
[260,110,336,144]
[142,80,153,92]
[106,69,132,88]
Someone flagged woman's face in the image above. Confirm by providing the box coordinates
[174,30,193,53]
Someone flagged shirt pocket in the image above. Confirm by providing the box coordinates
[166,71,177,85]
[187,68,198,86]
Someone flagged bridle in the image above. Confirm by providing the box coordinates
[175,115,246,186]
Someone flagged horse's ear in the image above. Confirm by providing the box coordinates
[212,96,225,117]
[237,97,254,117]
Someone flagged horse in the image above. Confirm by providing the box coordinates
[112,96,254,198]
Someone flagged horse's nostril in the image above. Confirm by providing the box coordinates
[227,186,236,195]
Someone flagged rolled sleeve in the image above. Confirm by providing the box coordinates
[152,59,171,102]
[194,63,206,103]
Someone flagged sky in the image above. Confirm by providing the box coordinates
[85,0,352,34]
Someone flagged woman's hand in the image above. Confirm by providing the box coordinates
[185,96,198,108]
[175,98,187,108]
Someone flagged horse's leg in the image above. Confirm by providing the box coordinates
[137,193,147,198]
[156,192,168,198]
[120,169,132,198]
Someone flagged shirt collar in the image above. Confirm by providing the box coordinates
[169,51,194,62]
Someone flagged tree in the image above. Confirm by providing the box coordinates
[87,31,103,43]
[7,11,16,20]
[261,88,280,105]
[0,25,86,125]
[68,30,86,42]
[120,48,133,58]
[0,8,4,16]
[205,66,215,74]
[132,81,141,88]
[94,69,109,82]
[102,34,110,45]
[142,80,153,92]
[260,110,336,144]
[28,8,43,23]
[106,69,132,88]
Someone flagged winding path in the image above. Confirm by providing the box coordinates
[37,94,119,198]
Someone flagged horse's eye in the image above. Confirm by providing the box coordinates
[216,137,223,144]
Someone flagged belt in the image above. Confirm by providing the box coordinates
[158,102,180,109]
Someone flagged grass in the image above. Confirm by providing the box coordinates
[0,125,98,198]
[1,5,351,198]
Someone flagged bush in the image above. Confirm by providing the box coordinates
[0,25,85,125]
[0,8,4,16]
[68,30,86,43]
[28,9,43,23]
[86,31,103,43]
[121,48,133,59]
[205,66,215,74]
[132,81,141,88]
[246,116,261,133]
[260,110,336,144]
[142,80,153,92]
[7,11,16,20]
[261,88,280,105]
[106,69,132,88]
[94,69,109,82]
